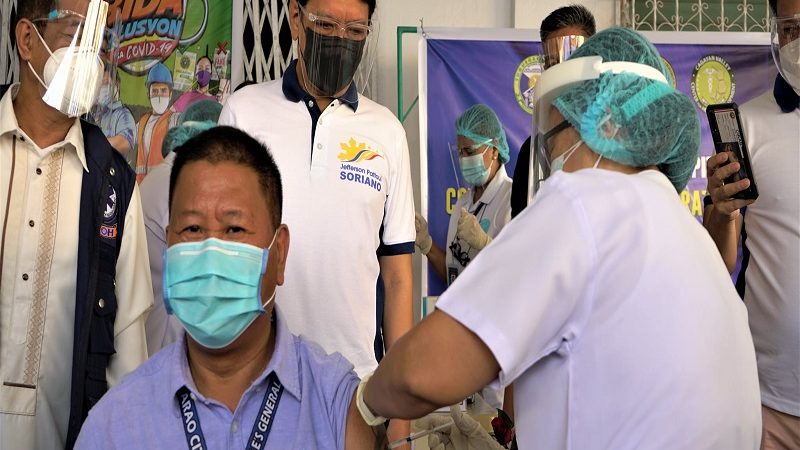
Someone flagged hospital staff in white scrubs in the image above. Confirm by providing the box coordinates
[415,104,513,287]
[414,104,513,409]
[358,27,762,450]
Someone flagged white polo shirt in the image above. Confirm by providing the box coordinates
[739,89,800,416]
[437,169,761,449]
[219,63,415,375]
[445,165,512,284]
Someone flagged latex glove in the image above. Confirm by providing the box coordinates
[456,208,491,250]
[415,406,504,450]
[415,213,433,255]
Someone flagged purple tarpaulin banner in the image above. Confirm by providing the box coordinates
[423,31,776,296]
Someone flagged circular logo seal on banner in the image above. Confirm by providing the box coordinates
[691,55,735,110]
[661,57,677,89]
[514,55,545,115]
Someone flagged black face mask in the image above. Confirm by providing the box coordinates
[302,28,366,97]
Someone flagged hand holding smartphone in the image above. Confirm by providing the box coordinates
[706,103,759,200]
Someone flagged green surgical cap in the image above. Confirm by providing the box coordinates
[552,27,700,192]
[455,104,510,163]
[180,99,223,124]
[162,121,217,158]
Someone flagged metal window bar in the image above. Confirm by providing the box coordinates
[621,0,771,31]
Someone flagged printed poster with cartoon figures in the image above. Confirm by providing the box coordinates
[92,0,231,182]
[421,31,776,296]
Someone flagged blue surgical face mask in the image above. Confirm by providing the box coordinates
[163,234,278,349]
[550,139,583,173]
[460,148,492,186]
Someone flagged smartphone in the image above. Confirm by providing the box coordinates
[706,103,758,200]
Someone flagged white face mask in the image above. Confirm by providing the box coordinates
[150,96,170,115]
[28,28,104,117]
[97,85,113,106]
[779,38,800,95]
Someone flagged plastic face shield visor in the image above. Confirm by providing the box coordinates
[527,56,669,201]
[542,35,586,69]
[297,3,379,98]
[30,0,113,117]
[771,13,800,94]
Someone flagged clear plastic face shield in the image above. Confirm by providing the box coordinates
[771,13,800,95]
[27,0,114,118]
[528,56,669,201]
[542,34,586,70]
[448,138,494,189]
[296,2,379,98]
[93,11,122,114]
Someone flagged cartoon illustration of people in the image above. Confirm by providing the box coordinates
[135,63,179,183]
[92,69,137,165]
[172,56,216,113]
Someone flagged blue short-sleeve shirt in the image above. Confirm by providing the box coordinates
[75,309,360,449]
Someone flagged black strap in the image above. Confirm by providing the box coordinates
[177,373,284,450]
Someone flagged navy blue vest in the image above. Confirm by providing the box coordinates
[0,85,136,449]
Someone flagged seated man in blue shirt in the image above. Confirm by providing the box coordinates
[76,126,382,449]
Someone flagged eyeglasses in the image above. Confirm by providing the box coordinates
[448,239,472,267]
[773,15,800,41]
[298,3,372,41]
[449,141,492,158]
[539,120,571,167]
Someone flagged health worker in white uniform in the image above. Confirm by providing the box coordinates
[415,104,513,287]
[357,27,762,450]
[416,105,513,410]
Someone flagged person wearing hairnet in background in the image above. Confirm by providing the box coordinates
[356,27,762,449]
[415,104,513,288]
[415,104,513,410]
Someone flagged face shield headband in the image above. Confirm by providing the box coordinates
[527,56,669,202]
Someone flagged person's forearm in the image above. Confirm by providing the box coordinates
[425,243,448,283]
[365,312,499,419]
[703,205,740,272]
[381,256,413,350]
[365,333,445,419]
[108,135,132,156]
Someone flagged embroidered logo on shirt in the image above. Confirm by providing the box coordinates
[338,138,384,192]
[101,185,118,240]
[338,138,383,163]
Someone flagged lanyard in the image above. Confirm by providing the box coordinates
[177,372,284,450]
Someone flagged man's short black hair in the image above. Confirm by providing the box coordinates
[540,5,596,42]
[298,0,376,20]
[15,0,55,26]
[169,126,284,229]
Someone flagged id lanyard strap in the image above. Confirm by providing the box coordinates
[177,372,284,450]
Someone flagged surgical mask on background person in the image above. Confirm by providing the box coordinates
[460,147,491,186]
[550,139,583,173]
[197,70,212,87]
[150,95,170,115]
[302,28,366,96]
[97,85,112,106]
[28,28,104,117]
[163,234,278,349]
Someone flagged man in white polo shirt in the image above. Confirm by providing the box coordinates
[704,0,800,446]
[220,0,413,404]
